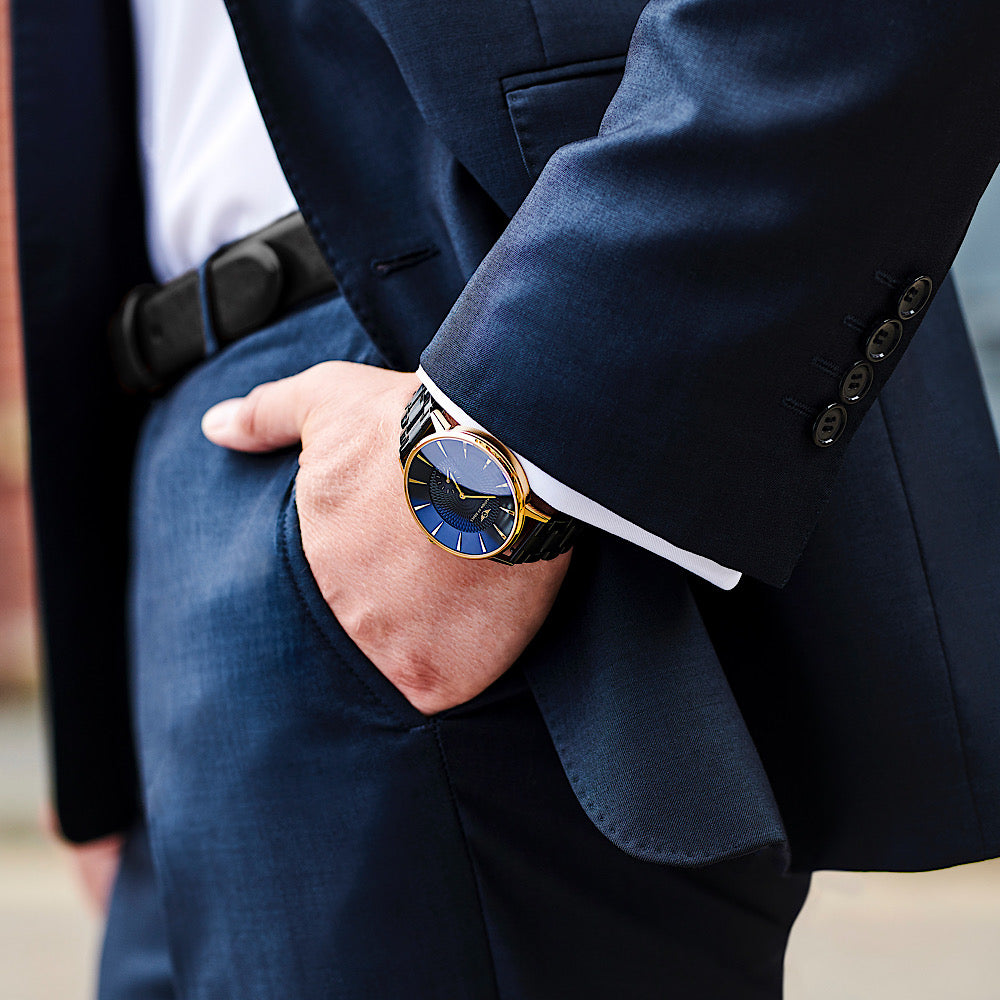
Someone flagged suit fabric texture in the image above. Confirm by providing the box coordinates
[93,290,809,998]
[12,0,1000,886]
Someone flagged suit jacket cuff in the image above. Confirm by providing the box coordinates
[417,367,741,589]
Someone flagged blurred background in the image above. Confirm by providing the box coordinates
[0,2,999,996]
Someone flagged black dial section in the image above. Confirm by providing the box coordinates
[405,436,518,556]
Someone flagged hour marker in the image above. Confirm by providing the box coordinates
[463,442,467,459]
[413,503,429,511]
[457,534,462,553]
[431,521,443,537]
[436,441,449,457]
[483,458,492,468]
[415,453,432,466]
[491,523,506,540]
[407,477,426,485]
[479,535,488,554]
[492,485,509,492]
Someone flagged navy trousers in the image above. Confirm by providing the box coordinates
[98,292,809,998]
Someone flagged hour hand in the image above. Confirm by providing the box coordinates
[446,470,467,499]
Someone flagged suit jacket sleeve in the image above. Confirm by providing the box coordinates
[419,0,1000,586]
[14,0,149,842]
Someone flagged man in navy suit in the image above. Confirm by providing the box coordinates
[14,0,1000,996]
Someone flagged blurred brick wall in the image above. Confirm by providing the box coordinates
[0,0,39,692]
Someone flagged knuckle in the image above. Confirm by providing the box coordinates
[388,656,444,700]
[338,612,449,706]
[386,654,470,715]
[239,384,271,438]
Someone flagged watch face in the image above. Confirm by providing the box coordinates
[404,434,521,557]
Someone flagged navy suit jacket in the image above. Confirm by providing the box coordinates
[14,0,1000,870]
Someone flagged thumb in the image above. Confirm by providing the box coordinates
[202,371,320,452]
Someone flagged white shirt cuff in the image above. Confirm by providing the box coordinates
[416,368,742,591]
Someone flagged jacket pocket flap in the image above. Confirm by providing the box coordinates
[503,55,626,181]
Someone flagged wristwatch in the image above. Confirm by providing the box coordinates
[399,385,579,565]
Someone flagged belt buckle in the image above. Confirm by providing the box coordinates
[209,239,284,343]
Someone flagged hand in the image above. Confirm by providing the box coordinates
[43,807,122,915]
[201,363,570,714]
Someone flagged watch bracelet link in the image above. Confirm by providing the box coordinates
[399,385,578,564]
[399,382,439,466]
[504,507,580,565]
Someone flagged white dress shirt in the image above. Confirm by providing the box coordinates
[130,0,741,590]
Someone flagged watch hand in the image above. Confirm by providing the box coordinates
[446,469,466,499]
[460,494,497,501]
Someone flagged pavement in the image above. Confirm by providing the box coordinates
[0,837,101,1000]
[789,863,1000,999]
[0,698,100,1000]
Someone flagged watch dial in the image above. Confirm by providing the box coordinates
[406,436,518,556]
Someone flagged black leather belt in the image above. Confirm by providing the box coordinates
[110,212,338,393]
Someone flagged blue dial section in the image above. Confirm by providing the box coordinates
[406,436,517,556]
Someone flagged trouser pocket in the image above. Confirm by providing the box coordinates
[275,466,428,726]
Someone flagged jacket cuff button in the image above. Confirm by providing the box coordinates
[812,403,848,447]
[840,361,874,403]
[865,319,903,362]
[898,276,933,320]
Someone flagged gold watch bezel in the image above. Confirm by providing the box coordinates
[402,428,528,560]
